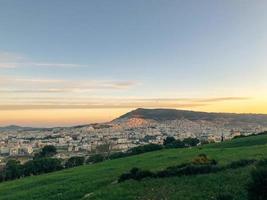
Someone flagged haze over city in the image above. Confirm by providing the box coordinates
[1,0,267,127]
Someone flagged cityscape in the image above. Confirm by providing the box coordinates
[0,1,267,199]
[1,108,266,166]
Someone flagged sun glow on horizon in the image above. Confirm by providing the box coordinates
[1,96,267,127]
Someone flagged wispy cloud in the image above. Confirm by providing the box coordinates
[0,103,206,110]
[195,97,250,102]
[0,76,138,93]
[0,62,85,68]
[0,52,85,68]
[0,96,249,110]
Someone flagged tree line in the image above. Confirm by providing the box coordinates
[0,145,85,182]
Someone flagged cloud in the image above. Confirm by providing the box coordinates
[0,62,85,68]
[195,97,250,102]
[0,96,249,110]
[0,52,85,68]
[0,76,138,93]
[0,89,70,93]
[0,103,206,110]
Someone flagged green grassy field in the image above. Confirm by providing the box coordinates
[1,134,267,200]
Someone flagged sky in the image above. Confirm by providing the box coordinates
[0,0,267,127]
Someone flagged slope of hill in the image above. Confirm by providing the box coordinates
[1,134,267,200]
[113,108,267,125]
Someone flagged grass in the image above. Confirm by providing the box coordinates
[0,134,267,200]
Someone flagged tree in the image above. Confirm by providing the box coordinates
[86,154,104,164]
[4,160,22,180]
[96,139,114,159]
[163,137,176,146]
[183,137,200,147]
[247,167,267,200]
[23,158,63,176]
[65,156,85,168]
[127,144,163,155]
[163,137,185,148]
[170,139,185,148]
[35,145,57,158]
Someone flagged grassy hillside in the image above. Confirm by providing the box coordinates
[1,134,267,200]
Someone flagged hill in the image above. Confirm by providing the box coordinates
[1,134,267,200]
[114,108,267,125]
[0,125,52,132]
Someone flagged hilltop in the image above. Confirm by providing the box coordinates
[0,134,267,200]
[114,108,267,124]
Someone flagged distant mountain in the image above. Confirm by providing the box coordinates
[0,125,52,132]
[113,108,267,126]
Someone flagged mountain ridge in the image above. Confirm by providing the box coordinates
[113,108,267,125]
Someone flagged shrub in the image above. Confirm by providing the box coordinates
[65,156,85,168]
[227,159,256,169]
[118,167,154,182]
[109,152,127,159]
[127,144,163,155]
[34,145,57,158]
[177,164,219,176]
[163,137,185,148]
[256,159,267,167]
[247,167,267,200]
[163,137,176,146]
[86,154,105,164]
[192,154,217,165]
[23,158,63,176]
[156,163,189,178]
[4,160,22,180]
[167,139,185,148]
[183,137,200,147]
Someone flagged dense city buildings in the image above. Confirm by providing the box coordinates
[1,113,266,165]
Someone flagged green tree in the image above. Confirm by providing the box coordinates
[86,154,104,164]
[163,137,176,146]
[5,160,22,180]
[163,137,185,148]
[183,137,200,147]
[23,158,63,176]
[65,156,85,168]
[35,145,57,158]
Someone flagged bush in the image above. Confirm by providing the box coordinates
[167,139,185,148]
[65,156,85,168]
[4,160,22,180]
[156,163,189,178]
[163,137,185,148]
[183,137,200,147]
[256,159,267,167]
[127,144,163,155]
[177,164,219,176]
[118,167,154,182]
[163,137,176,146]
[227,159,256,169]
[23,158,63,176]
[109,152,127,159]
[118,157,257,183]
[247,167,267,200]
[192,154,217,165]
[34,145,57,159]
[86,154,105,164]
